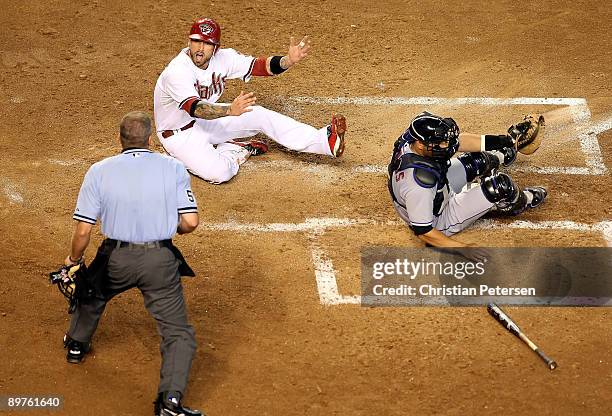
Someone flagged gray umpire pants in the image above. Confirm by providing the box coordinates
[67,245,197,395]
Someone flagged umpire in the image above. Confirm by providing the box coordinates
[62,111,203,416]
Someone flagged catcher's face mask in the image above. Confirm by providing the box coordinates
[423,138,458,161]
[49,263,85,314]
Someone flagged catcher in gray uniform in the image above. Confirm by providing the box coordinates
[388,112,547,249]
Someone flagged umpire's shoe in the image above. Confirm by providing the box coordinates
[154,391,203,416]
[63,334,91,364]
[328,114,346,157]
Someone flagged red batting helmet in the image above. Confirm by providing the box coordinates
[189,18,221,46]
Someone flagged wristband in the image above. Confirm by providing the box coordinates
[484,134,514,151]
[69,255,83,264]
[269,56,287,75]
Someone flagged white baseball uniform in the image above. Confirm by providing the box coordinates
[154,48,333,183]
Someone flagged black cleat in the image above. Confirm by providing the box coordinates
[154,392,203,416]
[63,334,91,364]
[501,146,517,166]
[524,186,547,209]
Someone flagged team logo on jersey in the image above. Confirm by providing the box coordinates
[194,73,226,100]
[199,24,214,35]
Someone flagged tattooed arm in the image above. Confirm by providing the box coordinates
[193,102,231,119]
[193,91,257,119]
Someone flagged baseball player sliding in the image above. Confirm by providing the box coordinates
[154,17,346,184]
[388,112,547,256]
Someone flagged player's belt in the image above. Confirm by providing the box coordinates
[161,120,196,139]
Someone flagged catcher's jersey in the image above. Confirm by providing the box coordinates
[389,148,456,233]
[73,149,198,243]
[154,47,255,131]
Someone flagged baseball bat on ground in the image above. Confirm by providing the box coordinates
[487,303,557,370]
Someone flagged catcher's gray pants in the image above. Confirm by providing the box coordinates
[67,245,197,395]
[433,159,495,236]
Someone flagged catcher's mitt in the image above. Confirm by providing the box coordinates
[508,114,545,155]
[49,263,87,314]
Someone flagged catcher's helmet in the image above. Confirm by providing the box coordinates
[189,18,221,46]
[400,111,460,160]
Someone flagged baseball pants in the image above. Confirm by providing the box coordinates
[159,105,333,183]
[67,245,197,395]
[433,158,495,236]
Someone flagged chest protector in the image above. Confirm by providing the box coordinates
[388,152,450,217]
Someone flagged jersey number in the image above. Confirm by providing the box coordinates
[186,190,195,203]
[395,171,405,181]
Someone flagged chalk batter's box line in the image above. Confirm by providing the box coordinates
[199,218,612,306]
[288,96,608,176]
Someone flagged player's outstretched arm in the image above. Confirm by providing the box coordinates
[418,228,469,248]
[418,229,488,262]
[458,132,515,153]
[251,36,312,76]
[193,91,257,119]
[282,35,311,69]
[458,133,483,152]
[418,228,489,261]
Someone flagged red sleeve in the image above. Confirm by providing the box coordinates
[251,56,271,77]
[180,97,199,115]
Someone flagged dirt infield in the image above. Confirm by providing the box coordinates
[1,0,610,415]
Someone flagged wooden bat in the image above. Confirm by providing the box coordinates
[487,303,557,370]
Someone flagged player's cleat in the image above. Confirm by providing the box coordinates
[154,391,203,416]
[63,334,91,364]
[495,186,547,216]
[327,114,346,157]
[230,139,268,156]
[523,186,547,209]
[501,146,517,166]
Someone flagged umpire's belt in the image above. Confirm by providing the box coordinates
[161,120,196,139]
[103,238,195,277]
[108,239,171,249]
